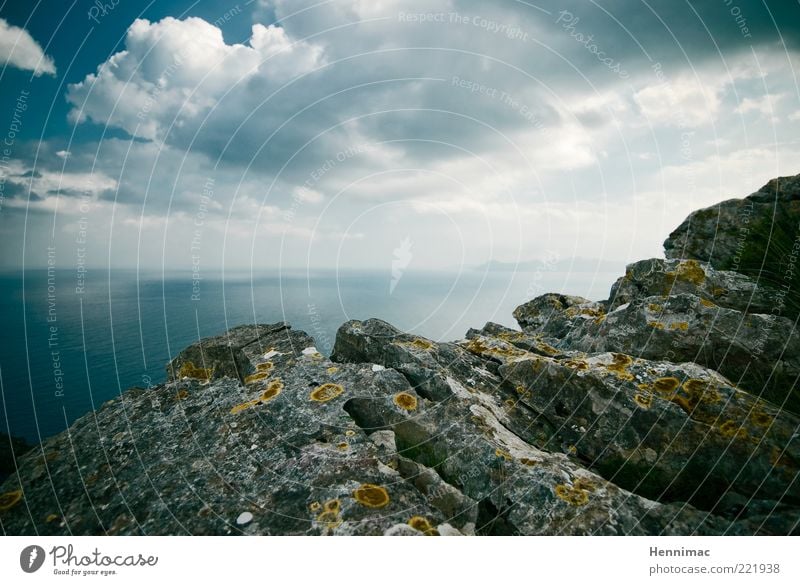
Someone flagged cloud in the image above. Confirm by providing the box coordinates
[5,2,800,272]
[734,93,784,119]
[634,75,723,128]
[0,18,56,76]
[293,186,324,204]
[67,17,325,140]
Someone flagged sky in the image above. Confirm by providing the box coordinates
[1,0,799,272]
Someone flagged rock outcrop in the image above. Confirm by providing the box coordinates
[664,174,800,320]
[513,258,800,414]
[1,174,799,535]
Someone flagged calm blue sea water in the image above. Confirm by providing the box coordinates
[0,268,621,443]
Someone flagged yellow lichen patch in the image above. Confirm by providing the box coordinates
[45,513,59,523]
[564,359,589,371]
[573,478,596,492]
[316,510,342,531]
[230,399,260,415]
[648,321,665,329]
[681,379,721,405]
[603,353,635,381]
[676,259,706,284]
[581,307,606,320]
[651,377,680,398]
[719,419,748,440]
[535,340,560,356]
[664,378,722,416]
[345,429,356,437]
[260,379,283,403]
[309,501,321,512]
[633,393,652,409]
[231,379,283,414]
[178,361,212,381]
[495,448,512,461]
[749,410,773,428]
[700,298,717,308]
[565,306,605,320]
[326,366,339,374]
[244,371,269,384]
[498,331,525,343]
[519,457,537,466]
[567,445,578,455]
[393,392,418,411]
[669,322,689,331]
[176,389,189,400]
[465,337,527,359]
[647,303,663,312]
[257,361,274,373]
[408,516,439,536]
[503,398,516,410]
[0,490,23,511]
[337,442,349,451]
[554,484,589,506]
[310,383,344,403]
[406,338,434,351]
[515,385,532,397]
[353,484,390,508]
[710,286,727,297]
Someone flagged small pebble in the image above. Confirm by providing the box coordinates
[236,512,253,526]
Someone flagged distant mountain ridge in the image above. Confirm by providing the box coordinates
[476,257,628,272]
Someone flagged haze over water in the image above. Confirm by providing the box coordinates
[0,267,621,443]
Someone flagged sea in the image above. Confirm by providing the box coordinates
[0,267,622,444]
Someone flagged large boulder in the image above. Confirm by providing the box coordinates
[496,347,800,514]
[1,324,450,536]
[165,322,312,384]
[332,320,766,535]
[608,258,780,314]
[516,275,800,415]
[664,173,800,320]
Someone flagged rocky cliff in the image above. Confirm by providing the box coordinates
[1,175,799,536]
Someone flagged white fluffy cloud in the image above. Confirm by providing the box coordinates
[735,93,784,119]
[67,17,324,140]
[634,75,723,127]
[0,18,56,76]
